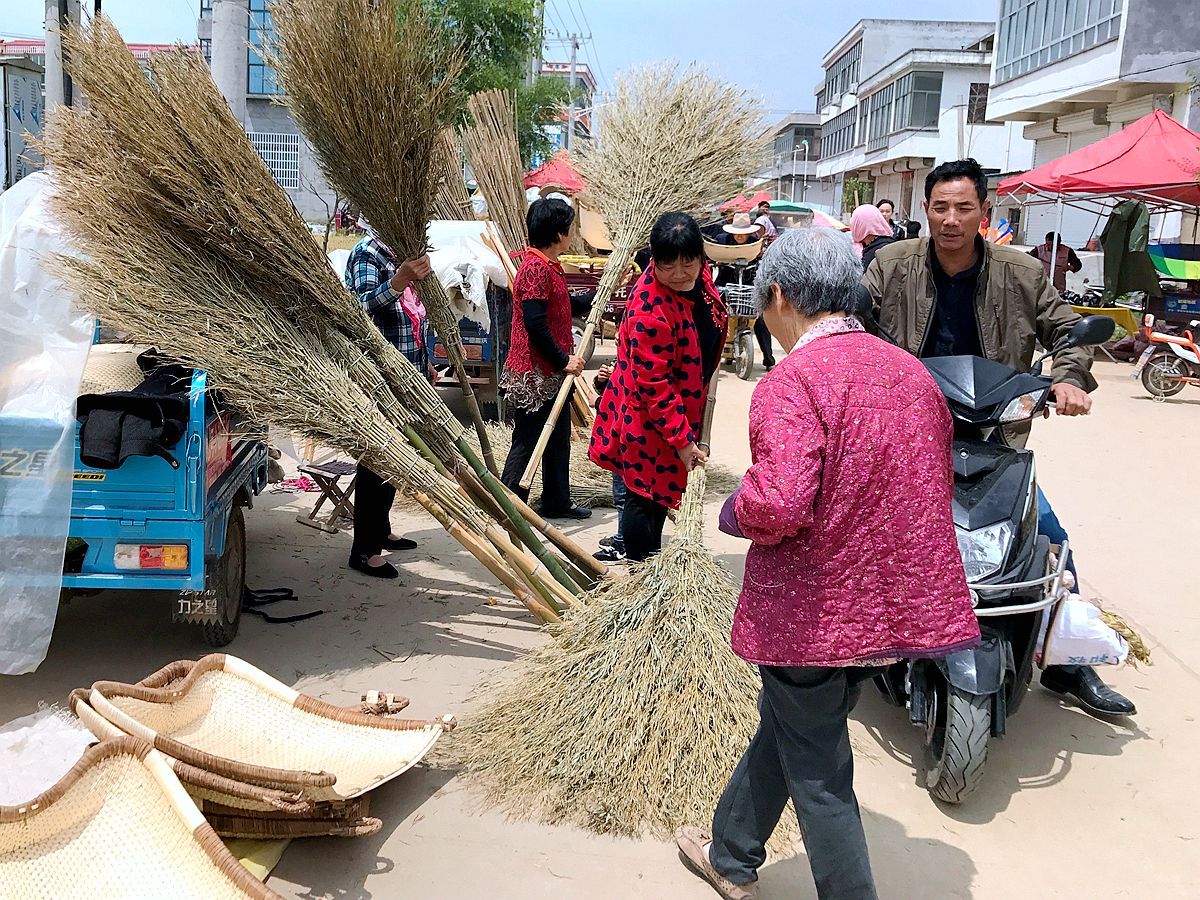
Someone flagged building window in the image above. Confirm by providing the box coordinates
[967,83,989,124]
[893,71,943,131]
[864,82,895,152]
[820,40,862,107]
[247,131,300,190]
[199,38,212,66]
[996,0,1121,84]
[820,108,857,158]
[248,0,285,96]
[199,0,213,19]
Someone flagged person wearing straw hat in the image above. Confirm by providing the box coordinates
[676,228,978,900]
[719,212,775,370]
[499,198,592,520]
[345,224,434,578]
[589,212,727,561]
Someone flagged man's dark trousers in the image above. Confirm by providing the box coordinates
[710,665,879,900]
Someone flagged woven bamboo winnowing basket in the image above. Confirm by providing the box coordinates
[83,655,455,804]
[0,736,281,899]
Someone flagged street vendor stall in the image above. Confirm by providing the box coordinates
[998,110,1200,328]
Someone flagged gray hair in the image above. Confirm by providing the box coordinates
[753,227,863,316]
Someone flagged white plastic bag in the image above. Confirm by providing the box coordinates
[0,172,95,675]
[1041,595,1129,667]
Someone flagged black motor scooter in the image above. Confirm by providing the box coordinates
[870,313,1114,803]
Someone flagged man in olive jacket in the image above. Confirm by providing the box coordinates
[863,158,1135,719]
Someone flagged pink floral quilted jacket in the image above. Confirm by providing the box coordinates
[730,321,980,667]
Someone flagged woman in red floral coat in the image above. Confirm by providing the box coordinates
[589,212,727,561]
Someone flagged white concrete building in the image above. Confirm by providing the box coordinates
[986,0,1200,246]
[199,0,337,223]
[814,19,1034,228]
[752,113,838,212]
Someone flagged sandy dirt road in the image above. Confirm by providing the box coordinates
[2,354,1196,898]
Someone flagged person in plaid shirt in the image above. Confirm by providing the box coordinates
[343,228,433,579]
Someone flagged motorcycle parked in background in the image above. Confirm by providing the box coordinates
[1134,314,1200,400]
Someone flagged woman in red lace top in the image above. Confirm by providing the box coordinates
[499,198,590,519]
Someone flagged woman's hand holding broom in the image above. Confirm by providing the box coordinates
[390,254,432,293]
[677,442,708,472]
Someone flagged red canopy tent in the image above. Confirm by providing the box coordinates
[718,191,773,214]
[524,151,586,195]
[998,110,1200,284]
[998,110,1200,211]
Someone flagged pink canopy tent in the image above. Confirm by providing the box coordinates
[718,193,749,212]
[524,151,586,195]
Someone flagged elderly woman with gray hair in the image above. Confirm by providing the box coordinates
[676,228,979,900]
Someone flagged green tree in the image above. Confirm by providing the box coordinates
[426,0,575,165]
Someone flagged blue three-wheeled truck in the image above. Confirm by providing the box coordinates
[63,343,268,646]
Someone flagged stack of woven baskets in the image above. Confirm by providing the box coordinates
[0,654,453,897]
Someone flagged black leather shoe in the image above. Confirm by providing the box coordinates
[1041,664,1136,717]
[382,536,418,551]
[348,555,399,579]
[544,505,593,520]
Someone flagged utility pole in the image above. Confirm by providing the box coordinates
[528,1,545,87]
[566,34,578,152]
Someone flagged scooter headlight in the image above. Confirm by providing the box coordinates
[999,389,1050,424]
[956,521,1013,582]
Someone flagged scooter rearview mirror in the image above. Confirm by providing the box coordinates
[1064,314,1115,349]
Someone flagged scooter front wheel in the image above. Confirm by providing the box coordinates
[734,331,755,380]
[924,678,991,804]
[1141,352,1188,399]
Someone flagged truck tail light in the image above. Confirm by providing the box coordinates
[115,544,189,570]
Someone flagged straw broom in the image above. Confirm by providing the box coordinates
[518,63,768,489]
[266,0,500,478]
[460,89,529,258]
[44,20,589,608]
[452,464,801,846]
[54,16,596,596]
[432,129,475,222]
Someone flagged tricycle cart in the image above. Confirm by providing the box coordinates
[705,237,764,380]
[63,345,269,647]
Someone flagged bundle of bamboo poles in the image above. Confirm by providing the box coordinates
[518,63,769,490]
[267,0,497,475]
[42,16,602,617]
[432,129,475,222]
[459,89,529,258]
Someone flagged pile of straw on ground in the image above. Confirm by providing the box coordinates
[451,468,795,848]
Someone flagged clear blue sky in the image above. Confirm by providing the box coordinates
[1,0,1003,114]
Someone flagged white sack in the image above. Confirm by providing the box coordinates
[0,172,94,675]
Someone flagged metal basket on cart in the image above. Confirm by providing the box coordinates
[724,284,759,319]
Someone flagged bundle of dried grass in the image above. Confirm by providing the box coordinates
[40,16,590,615]
[267,0,498,475]
[460,89,529,257]
[432,129,474,222]
[452,467,795,847]
[519,63,768,489]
